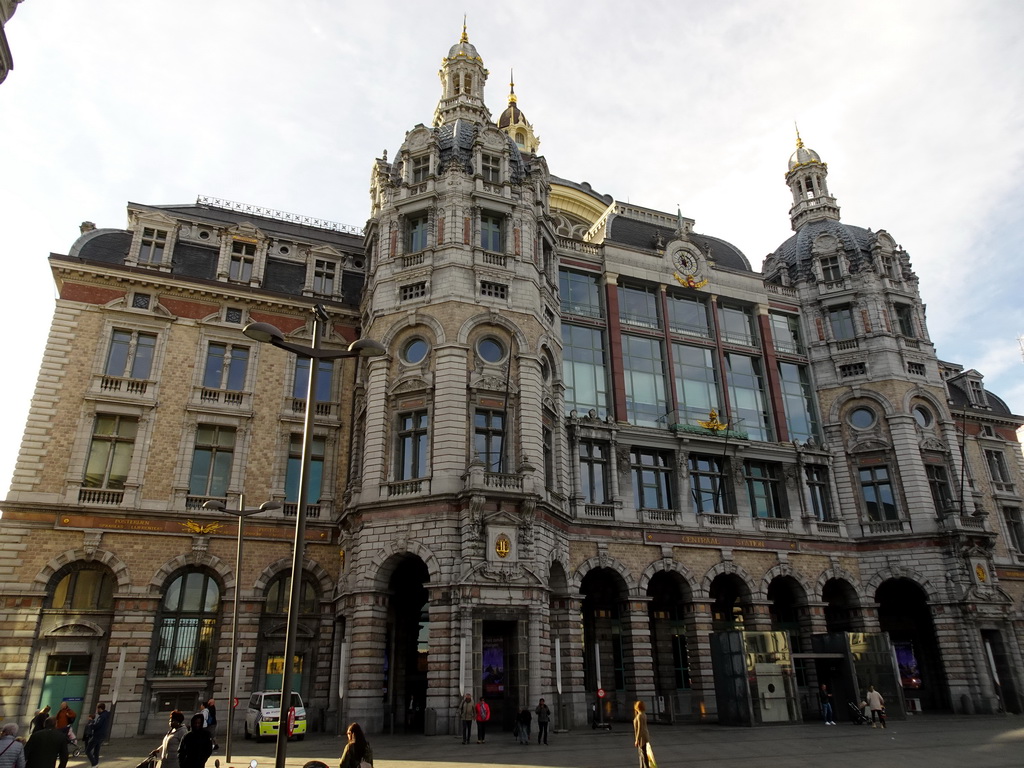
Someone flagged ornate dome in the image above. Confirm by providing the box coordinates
[445,24,483,64]
[788,141,822,171]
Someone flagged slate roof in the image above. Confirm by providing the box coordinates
[946,377,1017,418]
[607,218,752,272]
[768,218,878,281]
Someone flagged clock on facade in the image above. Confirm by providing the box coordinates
[673,249,699,275]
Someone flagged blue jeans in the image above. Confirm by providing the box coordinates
[822,702,833,722]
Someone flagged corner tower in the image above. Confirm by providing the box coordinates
[785,130,840,230]
[349,28,562,735]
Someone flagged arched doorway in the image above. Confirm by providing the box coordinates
[385,556,429,733]
[581,567,628,722]
[822,578,862,633]
[876,578,948,710]
[709,573,750,631]
[647,571,693,721]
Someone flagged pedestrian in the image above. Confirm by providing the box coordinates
[85,704,109,767]
[339,722,372,768]
[534,698,550,745]
[176,715,213,768]
[516,708,531,745]
[865,685,886,729]
[23,718,67,768]
[0,723,26,768]
[633,700,651,768]
[819,683,836,725]
[203,700,217,752]
[458,694,474,745]
[474,696,490,744]
[29,709,49,736]
[52,705,75,738]
[150,711,186,768]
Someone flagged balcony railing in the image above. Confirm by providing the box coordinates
[484,473,524,492]
[78,487,124,505]
[700,512,738,529]
[755,516,792,532]
[199,388,247,407]
[583,504,615,519]
[387,478,429,497]
[186,494,225,511]
[863,519,908,535]
[643,508,676,523]
[480,252,507,268]
[816,521,842,536]
[283,502,322,519]
[100,376,150,396]
[835,339,860,351]
[290,398,336,418]
[401,253,426,268]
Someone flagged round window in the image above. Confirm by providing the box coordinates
[402,338,429,364]
[849,407,876,429]
[913,405,932,428]
[478,337,506,363]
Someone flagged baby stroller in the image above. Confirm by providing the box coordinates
[847,701,870,725]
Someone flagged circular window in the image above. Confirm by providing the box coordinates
[279,245,290,255]
[402,338,429,364]
[913,405,932,428]
[849,407,876,429]
[478,337,506,364]
[198,230,210,240]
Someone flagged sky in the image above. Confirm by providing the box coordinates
[2,0,1023,492]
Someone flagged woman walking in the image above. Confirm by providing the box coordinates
[339,723,372,768]
[633,700,651,768]
[151,711,187,768]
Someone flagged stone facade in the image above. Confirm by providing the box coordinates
[2,28,1024,738]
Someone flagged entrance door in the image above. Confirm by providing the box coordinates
[754,663,790,722]
[264,653,304,695]
[482,621,521,732]
[40,655,90,711]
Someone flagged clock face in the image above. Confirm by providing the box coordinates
[673,249,698,275]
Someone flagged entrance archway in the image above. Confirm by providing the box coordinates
[822,578,862,633]
[876,578,948,710]
[709,573,750,631]
[581,567,628,722]
[647,571,693,720]
[385,556,429,732]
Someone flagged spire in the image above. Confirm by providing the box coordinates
[434,21,491,127]
[785,131,840,230]
[497,69,540,153]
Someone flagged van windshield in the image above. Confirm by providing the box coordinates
[262,693,302,709]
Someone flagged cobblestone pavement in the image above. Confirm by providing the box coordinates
[73,715,1024,768]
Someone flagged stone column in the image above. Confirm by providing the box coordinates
[687,599,716,720]
[623,597,656,709]
[344,590,389,733]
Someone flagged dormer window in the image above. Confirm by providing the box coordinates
[819,256,842,282]
[139,228,168,265]
[313,259,336,297]
[482,153,501,183]
[968,378,987,407]
[411,156,430,184]
[229,240,256,282]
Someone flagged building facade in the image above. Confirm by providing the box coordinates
[2,28,1024,736]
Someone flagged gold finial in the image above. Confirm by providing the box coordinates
[461,15,468,43]
[697,409,728,433]
[509,69,517,103]
[795,122,804,149]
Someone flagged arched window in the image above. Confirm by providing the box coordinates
[265,573,318,615]
[48,565,116,610]
[153,570,220,677]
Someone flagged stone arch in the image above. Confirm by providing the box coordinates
[828,388,896,425]
[35,548,131,591]
[380,312,447,351]
[44,619,106,638]
[572,554,637,595]
[757,563,814,602]
[902,386,947,418]
[639,558,701,599]
[365,538,443,592]
[865,565,938,603]
[147,551,232,595]
[815,566,863,602]
[254,556,334,599]
[457,310,530,352]
[700,559,756,596]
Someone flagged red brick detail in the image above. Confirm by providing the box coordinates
[860,309,872,333]
[248,311,306,334]
[464,217,471,244]
[389,229,397,259]
[161,297,218,320]
[514,227,521,256]
[437,214,445,244]
[61,284,125,305]
[815,316,825,341]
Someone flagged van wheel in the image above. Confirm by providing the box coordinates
[243,723,251,740]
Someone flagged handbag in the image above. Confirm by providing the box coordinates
[646,742,658,768]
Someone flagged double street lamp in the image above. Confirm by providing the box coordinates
[202,496,282,762]
[243,305,385,768]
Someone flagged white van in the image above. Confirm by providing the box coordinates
[244,691,307,741]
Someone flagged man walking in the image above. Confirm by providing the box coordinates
[819,683,836,725]
[535,698,551,745]
[85,705,109,766]
[458,694,474,745]
[24,718,67,768]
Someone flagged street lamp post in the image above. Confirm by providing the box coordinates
[203,496,281,762]
[243,305,385,768]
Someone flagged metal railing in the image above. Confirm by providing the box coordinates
[196,195,363,235]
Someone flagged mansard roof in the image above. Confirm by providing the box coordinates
[768,217,878,280]
[607,217,752,272]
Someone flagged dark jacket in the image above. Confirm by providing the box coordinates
[339,742,372,768]
[177,729,213,768]
[92,711,110,741]
[24,728,68,768]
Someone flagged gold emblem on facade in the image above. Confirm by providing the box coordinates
[697,409,728,433]
[975,563,987,582]
[495,533,511,559]
[182,519,223,534]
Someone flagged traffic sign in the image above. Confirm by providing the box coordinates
[597,688,606,699]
